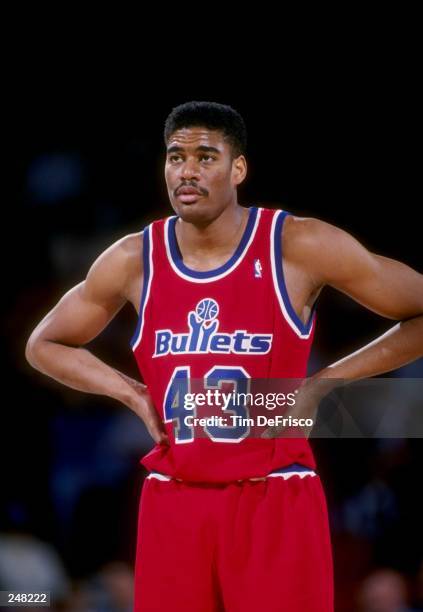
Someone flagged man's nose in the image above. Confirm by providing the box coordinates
[181,159,201,180]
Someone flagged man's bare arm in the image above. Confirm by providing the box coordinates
[286,216,423,386]
[262,217,423,439]
[25,232,168,445]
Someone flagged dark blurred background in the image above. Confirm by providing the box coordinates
[2,51,423,612]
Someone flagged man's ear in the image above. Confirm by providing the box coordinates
[232,155,247,186]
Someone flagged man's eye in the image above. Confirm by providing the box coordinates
[200,155,214,162]
[169,155,182,162]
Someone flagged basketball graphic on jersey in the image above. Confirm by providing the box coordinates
[196,298,219,323]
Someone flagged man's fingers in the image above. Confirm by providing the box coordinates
[129,390,170,445]
[143,409,170,445]
[148,425,170,445]
[149,425,170,445]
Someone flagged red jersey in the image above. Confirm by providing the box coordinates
[130,206,317,482]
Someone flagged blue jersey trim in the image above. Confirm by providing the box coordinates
[274,211,316,336]
[167,206,258,279]
[130,226,151,348]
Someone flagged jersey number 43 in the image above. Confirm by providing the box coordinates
[163,366,251,443]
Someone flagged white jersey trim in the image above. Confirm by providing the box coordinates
[164,207,262,283]
[131,224,154,351]
[270,210,316,339]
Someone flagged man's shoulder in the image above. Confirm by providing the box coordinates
[283,212,325,237]
[118,231,143,257]
[114,210,182,266]
[282,213,320,246]
[281,213,341,263]
[115,232,144,274]
[96,232,143,279]
[260,206,328,238]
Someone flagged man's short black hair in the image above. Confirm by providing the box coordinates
[164,101,247,158]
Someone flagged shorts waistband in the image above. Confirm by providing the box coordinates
[146,463,317,483]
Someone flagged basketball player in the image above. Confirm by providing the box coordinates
[25,102,423,611]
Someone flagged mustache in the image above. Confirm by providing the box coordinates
[174,181,209,197]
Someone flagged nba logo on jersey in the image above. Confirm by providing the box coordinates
[254,259,262,278]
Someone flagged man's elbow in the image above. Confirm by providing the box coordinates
[25,333,44,370]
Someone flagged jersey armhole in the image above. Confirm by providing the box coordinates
[270,210,316,339]
[130,224,153,351]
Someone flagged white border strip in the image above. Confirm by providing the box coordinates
[270,210,314,339]
[147,470,317,482]
[147,472,172,481]
[132,226,154,351]
[267,470,316,480]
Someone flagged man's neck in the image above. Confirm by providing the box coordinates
[175,204,250,266]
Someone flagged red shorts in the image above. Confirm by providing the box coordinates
[134,465,334,612]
